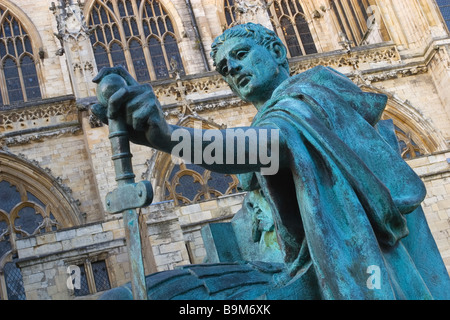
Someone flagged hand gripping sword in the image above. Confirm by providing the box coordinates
[95,73,153,300]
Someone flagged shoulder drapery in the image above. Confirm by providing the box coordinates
[246,66,449,299]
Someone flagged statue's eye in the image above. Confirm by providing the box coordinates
[236,50,248,60]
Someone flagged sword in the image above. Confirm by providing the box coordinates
[95,73,153,300]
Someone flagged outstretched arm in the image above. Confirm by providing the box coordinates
[92,66,283,176]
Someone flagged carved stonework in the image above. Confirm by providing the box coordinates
[289,45,401,75]
[50,0,91,42]
[152,44,404,112]
[232,0,273,28]
[0,98,78,135]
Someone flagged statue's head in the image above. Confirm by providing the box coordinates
[211,23,290,108]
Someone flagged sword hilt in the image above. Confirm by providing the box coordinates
[96,73,153,214]
[95,69,150,300]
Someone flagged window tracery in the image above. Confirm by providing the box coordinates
[0,179,60,300]
[223,0,317,58]
[0,151,83,300]
[268,0,317,57]
[330,0,390,47]
[87,0,185,81]
[0,6,41,108]
[164,162,240,206]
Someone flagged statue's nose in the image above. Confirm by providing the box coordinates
[228,59,242,76]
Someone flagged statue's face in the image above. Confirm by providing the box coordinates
[214,37,283,105]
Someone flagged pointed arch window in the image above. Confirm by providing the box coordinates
[267,0,317,58]
[223,0,317,58]
[0,179,62,300]
[0,151,83,300]
[165,163,240,206]
[330,0,390,47]
[87,0,185,81]
[224,0,237,27]
[0,6,41,108]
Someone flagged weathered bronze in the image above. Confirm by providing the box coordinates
[94,23,450,300]
[93,72,153,300]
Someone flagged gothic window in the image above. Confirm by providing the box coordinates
[436,0,450,31]
[222,1,317,58]
[164,163,240,206]
[152,117,241,206]
[394,126,425,159]
[88,0,185,81]
[0,6,41,108]
[267,0,318,57]
[0,151,83,300]
[224,0,237,27]
[0,179,60,300]
[330,0,390,47]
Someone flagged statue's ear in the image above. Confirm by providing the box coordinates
[270,41,287,65]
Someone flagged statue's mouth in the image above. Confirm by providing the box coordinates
[237,74,251,88]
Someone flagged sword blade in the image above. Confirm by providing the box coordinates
[123,208,147,300]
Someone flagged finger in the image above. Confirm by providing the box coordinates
[114,65,140,86]
[93,66,139,87]
[107,87,129,119]
[90,103,108,124]
[92,67,117,83]
[125,91,157,128]
[132,105,151,131]
[109,84,156,123]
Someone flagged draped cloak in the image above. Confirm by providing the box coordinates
[241,66,450,300]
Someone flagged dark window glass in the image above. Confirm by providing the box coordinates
[21,55,41,101]
[0,11,40,106]
[110,42,127,68]
[149,37,168,79]
[281,17,302,57]
[176,175,203,202]
[0,40,6,56]
[346,0,363,39]
[296,15,317,54]
[4,58,23,105]
[14,206,44,237]
[0,181,21,213]
[3,262,26,300]
[0,225,12,258]
[437,0,450,30]
[164,34,185,76]
[129,40,150,82]
[267,1,317,57]
[88,0,185,80]
[73,264,90,297]
[93,44,110,70]
[92,260,111,292]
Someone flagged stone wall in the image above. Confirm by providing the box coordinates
[409,151,450,274]
[1,0,450,300]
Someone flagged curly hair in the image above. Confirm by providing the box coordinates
[210,23,289,73]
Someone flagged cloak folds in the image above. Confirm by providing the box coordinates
[248,66,450,299]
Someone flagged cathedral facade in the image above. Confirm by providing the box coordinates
[0,0,449,299]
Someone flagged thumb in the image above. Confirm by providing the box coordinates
[90,103,109,124]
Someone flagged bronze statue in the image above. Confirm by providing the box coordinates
[94,23,450,300]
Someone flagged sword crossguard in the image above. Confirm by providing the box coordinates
[96,73,154,214]
[106,180,153,214]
